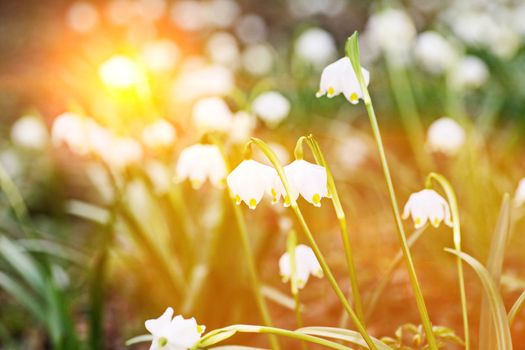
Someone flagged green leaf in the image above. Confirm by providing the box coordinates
[261,285,298,311]
[509,288,525,325]
[0,271,45,322]
[198,330,238,348]
[445,249,513,350]
[125,334,153,346]
[479,194,511,350]
[297,327,392,350]
[18,238,89,265]
[209,346,268,350]
[0,236,45,292]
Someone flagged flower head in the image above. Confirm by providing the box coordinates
[175,144,226,189]
[145,307,205,350]
[414,31,458,75]
[277,159,328,207]
[192,97,233,133]
[227,159,279,209]
[514,178,525,208]
[403,189,453,228]
[279,244,323,289]
[52,112,91,155]
[11,115,49,151]
[141,119,177,150]
[294,27,336,67]
[316,57,370,104]
[426,117,465,156]
[251,91,290,127]
[450,56,489,90]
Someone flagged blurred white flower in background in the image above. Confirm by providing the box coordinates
[229,111,256,143]
[365,8,416,65]
[135,0,167,22]
[99,55,142,88]
[278,159,328,207]
[403,189,453,228]
[206,32,240,68]
[0,150,23,178]
[287,0,345,18]
[141,39,179,72]
[145,307,205,350]
[414,31,458,75]
[426,117,465,156]
[514,178,525,207]
[192,97,233,133]
[316,57,369,104]
[294,28,337,68]
[172,62,234,101]
[279,244,322,288]
[227,159,279,209]
[235,14,267,44]
[67,1,99,33]
[145,160,172,195]
[254,142,290,166]
[175,144,226,189]
[252,91,290,127]
[52,112,91,155]
[104,137,143,169]
[333,136,368,172]
[106,0,137,26]
[10,115,49,151]
[170,0,239,30]
[141,119,177,150]
[450,56,489,89]
[242,44,274,75]
[206,0,240,28]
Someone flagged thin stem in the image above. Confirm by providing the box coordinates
[250,138,377,350]
[346,32,438,350]
[198,325,352,350]
[305,135,365,323]
[0,163,34,237]
[286,230,306,350]
[426,173,470,350]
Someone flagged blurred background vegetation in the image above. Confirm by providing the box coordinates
[2,0,525,349]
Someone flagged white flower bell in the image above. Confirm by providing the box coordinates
[141,119,177,150]
[414,31,458,75]
[426,117,465,156]
[175,144,226,189]
[450,56,489,89]
[251,91,290,127]
[316,57,370,104]
[145,307,205,350]
[403,189,453,228]
[227,159,279,209]
[514,178,525,208]
[11,115,49,151]
[229,111,256,143]
[294,27,336,67]
[278,159,328,207]
[192,97,233,133]
[279,244,323,289]
[52,112,91,155]
[104,137,144,169]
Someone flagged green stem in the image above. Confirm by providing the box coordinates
[346,32,438,350]
[250,138,377,350]
[286,230,305,347]
[198,325,352,350]
[305,135,365,323]
[426,173,470,350]
[0,163,34,237]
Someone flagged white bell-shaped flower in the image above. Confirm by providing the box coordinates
[279,244,323,289]
[103,137,144,169]
[414,31,458,75]
[145,307,205,350]
[175,144,226,189]
[426,117,465,156]
[514,178,525,208]
[450,56,489,90]
[251,91,290,127]
[227,159,279,209]
[277,159,328,207]
[316,57,370,104]
[141,119,177,150]
[52,112,91,155]
[192,97,233,133]
[11,115,49,151]
[294,27,337,67]
[403,189,453,228]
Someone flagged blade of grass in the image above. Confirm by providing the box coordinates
[0,271,46,322]
[509,288,525,325]
[297,327,391,350]
[445,249,513,350]
[479,193,511,350]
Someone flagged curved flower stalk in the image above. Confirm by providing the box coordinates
[344,32,438,350]
[295,135,365,324]
[144,307,205,350]
[248,137,378,350]
[425,173,470,350]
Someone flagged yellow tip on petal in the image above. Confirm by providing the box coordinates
[197,325,205,334]
[235,195,241,205]
[349,92,359,104]
[249,198,257,209]
[432,218,440,227]
[327,87,335,97]
[190,179,203,189]
[284,195,291,207]
[312,193,321,207]
[159,337,168,347]
[315,90,324,98]
[297,279,305,288]
[414,217,421,226]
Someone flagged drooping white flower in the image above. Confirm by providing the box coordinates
[103,137,143,169]
[175,144,226,189]
[414,31,458,75]
[251,91,290,127]
[426,117,465,156]
[514,178,525,207]
[242,44,274,76]
[10,115,49,151]
[402,189,453,228]
[279,244,323,289]
[52,112,91,155]
[206,31,240,67]
[278,159,328,207]
[141,119,177,150]
[227,159,279,209]
[449,56,489,90]
[172,63,234,101]
[294,27,336,67]
[192,97,233,133]
[316,57,370,104]
[145,307,205,350]
[365,8,416,65]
